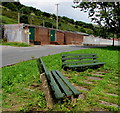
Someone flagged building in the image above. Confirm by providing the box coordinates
[3,23,88,45]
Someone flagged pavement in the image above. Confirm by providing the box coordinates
[1,45,90,67]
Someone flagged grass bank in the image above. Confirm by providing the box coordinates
[1,42,31,47]
[2,46,119,112]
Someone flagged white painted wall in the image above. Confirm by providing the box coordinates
[4,24,29,44]
[83,35,120,46]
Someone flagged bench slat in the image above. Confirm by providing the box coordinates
[48,71,64,99]
[63,60,98,65]
[51,70,73,96]
[62,56,98,61]
[62,54,96,57]
[66,62,105,68]
[56,70,80,96]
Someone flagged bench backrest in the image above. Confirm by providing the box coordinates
[62,54,98,66]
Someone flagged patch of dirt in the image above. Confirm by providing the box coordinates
[40,73,53,109]
[83,80,95,84]
[31,83,40,88]
[107,84,118,88]
[2,93,26,111]
[75,86,89,91]
[92,73,105,77]
[65,76,71,80]
[96,71,110,74]
[106,93,118,96]
[78,94,85,99]
[75,74,78,76]
[115,77,119,79]
[91,108,107,111]
[99,100,118,107]
[108,81,118,85]
[87,76,102,80]
[31,83,41,90]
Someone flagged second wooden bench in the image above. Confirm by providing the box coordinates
[62,53,105,71]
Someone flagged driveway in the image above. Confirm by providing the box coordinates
[1,45,89,67]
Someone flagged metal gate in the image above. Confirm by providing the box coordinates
[50,30,56,41]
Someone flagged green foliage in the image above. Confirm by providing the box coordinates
[21,7,31,14]
[42,12,51,18]
[75,21,94,30]
[80,27,86,33]
[2,2,17,11]
[34,10,42,16]
[45,21,54,28]
[84,28,94,35]
[2,60,46,111]
[62,16,75,24]
[74,2,120,37]
[1,15,17,24]
[20,15,29,24]
[1,42,31,47]
[2,7,18,20]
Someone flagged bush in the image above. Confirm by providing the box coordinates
[20,15,29,24]
[45,22,53,28]
[42,12,51,18]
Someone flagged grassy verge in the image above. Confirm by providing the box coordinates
[2,46,119,112]
[1,15,17,24]
[1,42,31,47]
[2,60,46,111]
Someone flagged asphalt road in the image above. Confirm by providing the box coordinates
[1,45,89,67]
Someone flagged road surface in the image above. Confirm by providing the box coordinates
[1,45,89,67]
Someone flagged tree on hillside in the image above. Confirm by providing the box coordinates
[42,12,51,18]
[20,15,29,24]
[20,7,31,14]
[2,2,17,11]
[73,2,120,45]
[45,22,53,28]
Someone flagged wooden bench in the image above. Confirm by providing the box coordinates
[62,53,105,71]
[37,57,80,99]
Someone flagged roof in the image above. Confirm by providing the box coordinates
[4,23,89,36]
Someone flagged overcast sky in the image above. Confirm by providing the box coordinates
[20,0,92,24]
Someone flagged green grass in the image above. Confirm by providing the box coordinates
[2,46,119,112]
[2,60,46,111]
[1,42,31,47]
[1,15,17,24]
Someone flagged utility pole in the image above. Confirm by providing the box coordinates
[55,4,59,30]
[18,12,20,23]
[43,20,45,27]
[17,0,20,23]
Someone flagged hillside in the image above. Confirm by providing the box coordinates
[1,2,104,36]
